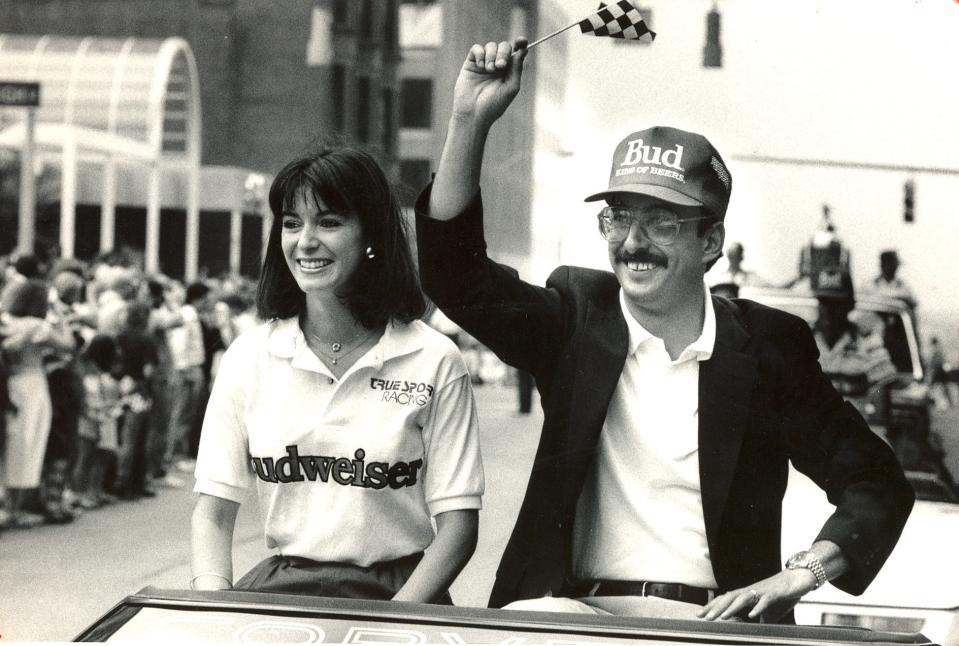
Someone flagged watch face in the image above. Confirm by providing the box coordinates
[786,552,807,568]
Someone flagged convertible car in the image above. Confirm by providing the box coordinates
[75,587,937,644]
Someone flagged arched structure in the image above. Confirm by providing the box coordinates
[0,34,202,278]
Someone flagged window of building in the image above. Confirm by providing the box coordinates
[399,159,432,206]
[400,78,432,129]
[333,0,349,26]
[385,0,399,52]
[356,76,371,142]
[360,0,375,38]
[381,89,395,154]
[332,64,346,131]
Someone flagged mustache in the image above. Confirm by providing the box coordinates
[615,249,668,266]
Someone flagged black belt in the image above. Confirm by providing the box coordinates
[587,580,716,605]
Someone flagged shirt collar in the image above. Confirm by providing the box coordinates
[618,283,716,362]
[266,316,424,371]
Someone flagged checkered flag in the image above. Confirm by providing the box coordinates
[579,1,655,42]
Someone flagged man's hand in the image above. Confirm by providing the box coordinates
[452,38,528,130]
[698,568,819,622]
[428,37,529,221]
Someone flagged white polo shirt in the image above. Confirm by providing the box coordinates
[572,285,718,589]
[194,317,484,566]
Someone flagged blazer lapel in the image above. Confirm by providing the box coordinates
[699,297,758,556]
[564,300,628,503]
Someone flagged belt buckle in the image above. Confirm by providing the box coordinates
[641,581,649,597]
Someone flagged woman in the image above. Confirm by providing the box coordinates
[191,147,483,603]
[1,279,75,528]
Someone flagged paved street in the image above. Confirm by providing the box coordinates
[0,383,542,641]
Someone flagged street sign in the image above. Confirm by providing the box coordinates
[0,81,40,107]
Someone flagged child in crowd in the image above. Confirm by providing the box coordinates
[70,335,124,510]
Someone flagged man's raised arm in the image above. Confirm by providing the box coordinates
[428,38,528,221]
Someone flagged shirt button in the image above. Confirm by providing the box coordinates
[328,378,334,385]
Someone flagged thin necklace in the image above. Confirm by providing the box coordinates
[305,328,376,365]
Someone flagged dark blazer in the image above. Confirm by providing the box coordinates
[416,189,913,610]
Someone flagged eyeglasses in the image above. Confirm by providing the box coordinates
[597,206,711,245]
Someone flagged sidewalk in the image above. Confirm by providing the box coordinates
[0,383,544,639]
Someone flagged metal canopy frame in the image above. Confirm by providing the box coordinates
[0,34,202,279]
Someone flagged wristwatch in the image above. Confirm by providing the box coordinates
[785,550,827,589]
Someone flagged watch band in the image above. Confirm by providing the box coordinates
[786,551,827,589]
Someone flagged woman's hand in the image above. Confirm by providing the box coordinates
[392,509,478,603]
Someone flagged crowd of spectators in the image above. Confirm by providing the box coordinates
[0,250,257,532]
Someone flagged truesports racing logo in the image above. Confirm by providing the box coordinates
[370,377,434,406]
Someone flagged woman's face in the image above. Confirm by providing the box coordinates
[280,187,365,298]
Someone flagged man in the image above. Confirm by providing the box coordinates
[812,270,896,399]
[161,280,209,484]
[709,242,764,298]
[416,39,912,622]
[863,250,917,310]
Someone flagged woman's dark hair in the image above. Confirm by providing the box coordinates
[2,279,49,318]
[82,334,117,373]
[185,281,210,305]
[256,146,426,328]
[146,280,166,308]
[13,255,41,279]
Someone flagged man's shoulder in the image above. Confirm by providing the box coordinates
[721,296,812,341]
[546,265,619,298]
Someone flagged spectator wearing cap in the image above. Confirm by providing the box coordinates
[862,250,917,310]
[415,38,913,622]
[811,270,896,397]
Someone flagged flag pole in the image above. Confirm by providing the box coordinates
[526,18,581,49]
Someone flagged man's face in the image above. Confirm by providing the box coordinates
[726,243,744,267]
[605,193,722,312]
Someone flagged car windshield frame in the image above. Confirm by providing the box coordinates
[737,288,924,382]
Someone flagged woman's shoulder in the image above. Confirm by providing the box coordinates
[389,319,470,383]
[219,318,282,358]
[396,319,462,354]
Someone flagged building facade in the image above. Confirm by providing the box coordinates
[397,0,542,272]
[0,0,401,277]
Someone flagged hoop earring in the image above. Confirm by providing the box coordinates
[365,246,375,260]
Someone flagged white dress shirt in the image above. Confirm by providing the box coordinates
[572,285,719,588]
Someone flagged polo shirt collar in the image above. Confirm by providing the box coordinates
[266,316,423,371]
[618,282,716,362]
